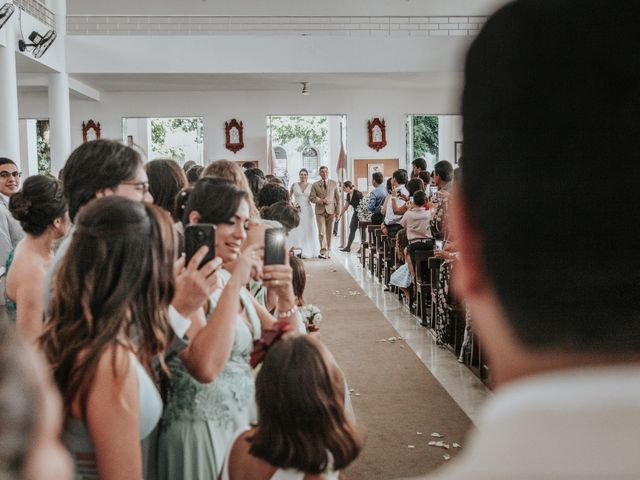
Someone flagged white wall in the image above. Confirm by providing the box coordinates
[18,85,462,176]
[438,115,463,166]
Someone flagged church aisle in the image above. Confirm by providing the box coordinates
[303,257,473,479]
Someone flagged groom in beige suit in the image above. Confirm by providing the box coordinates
[309,166,341,258]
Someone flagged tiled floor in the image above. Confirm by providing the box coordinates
[334,246,490,424]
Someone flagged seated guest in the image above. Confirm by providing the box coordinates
[413,1,640,478]
[418,170,431,187]
[381,169,409,237]
[41,197,178,480]
[257,182,289,209]
[146,159,188,222]
[0,323,73,480]
[429,160,453,241]
[221,335,362,480]
[6,176,70,342]
[338,180,363,253]
[186,164,204,185]
[400,190,433,264]
[367,171,387,225]
[394,178,426,217]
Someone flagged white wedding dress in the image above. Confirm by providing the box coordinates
[288,182,320,259]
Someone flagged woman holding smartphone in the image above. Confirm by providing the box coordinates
[157,177,304,480]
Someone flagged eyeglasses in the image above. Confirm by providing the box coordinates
[121,181,150,194]
[0,171,22,179]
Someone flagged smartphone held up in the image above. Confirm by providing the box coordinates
[264,228,287,265]
[185,224,216,268]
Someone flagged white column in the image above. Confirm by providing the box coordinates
[47,0,71,176]
[18,119,39,176]
[0,20,20,161]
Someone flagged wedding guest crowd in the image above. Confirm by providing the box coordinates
[0,145,360,480]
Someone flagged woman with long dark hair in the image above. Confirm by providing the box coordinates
[158,176,304,479]
[221,335,362,479]
[41,197,177,480]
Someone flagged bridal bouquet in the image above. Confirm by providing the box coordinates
[356,194,372,221]
[299,304,323,333]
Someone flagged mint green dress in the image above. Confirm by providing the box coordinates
[157,269,261,479]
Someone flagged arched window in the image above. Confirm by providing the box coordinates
[302,147,319,177]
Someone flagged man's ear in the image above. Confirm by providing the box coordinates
[188,210,200,224]
[450,186,490,299]
[95,188,113,199]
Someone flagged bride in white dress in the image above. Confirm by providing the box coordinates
[288,169,320,259]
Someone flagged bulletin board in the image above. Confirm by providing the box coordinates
[352,158,399,191]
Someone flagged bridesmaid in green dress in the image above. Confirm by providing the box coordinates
[157,177,305,479]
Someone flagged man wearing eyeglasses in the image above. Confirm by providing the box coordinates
[0,158,22,206]
[0,158,24,323]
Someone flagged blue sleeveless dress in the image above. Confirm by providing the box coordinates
[62,355,162,479]
[157,269,261,479]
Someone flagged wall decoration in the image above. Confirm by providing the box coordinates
[82,120,101,143]
[367,117,387,151]
[367,163,384,181]
[225,119,244,153]
[454,141,463,164]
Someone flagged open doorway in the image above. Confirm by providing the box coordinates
[122,117,204,166]
[18,119,50,176]
[406,115,462,170]
[266,115,347,187]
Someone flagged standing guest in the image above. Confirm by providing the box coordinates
[393,177,425,217]
[381,169,409,238]
[41,197,178,480]
[245,167,266,200]
[186,164,204,186]
[0,158,24,323]
[146,159,188,222]
[182,160,197,174]
[204,160,260,219]
[241,161,256,170]
[288,168,320,259]
[256,182,289,209]
[338,180,363,253]
[260,201,300,234]
[309,166,341,259]
[429,160,453,241]
[158,177,304,479]
[413,1,640,478]
[221,335,362,480]
[6,176,70,342]
[411,157,428,178]
[367,171,387,225]
[0,323,73,480]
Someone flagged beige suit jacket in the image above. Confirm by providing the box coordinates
[309,178,341,215]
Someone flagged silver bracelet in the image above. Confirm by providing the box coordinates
[277,305,298,319]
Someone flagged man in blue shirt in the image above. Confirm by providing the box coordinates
[367,171,387,225]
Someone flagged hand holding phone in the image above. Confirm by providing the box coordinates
[185,224,216,269]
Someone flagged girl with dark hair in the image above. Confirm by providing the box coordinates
[221,335,362,480]
[6,175,70,341]
[158,177,305,479]
[145,159,188,221]
[40,196,178,480]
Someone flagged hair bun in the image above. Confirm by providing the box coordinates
[8,193,31,221]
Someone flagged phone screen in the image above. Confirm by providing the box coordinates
[185,224,216,268]
[264,228,287,265]
[435,240,443,251]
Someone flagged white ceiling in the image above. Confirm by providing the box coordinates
[69,72,462,93]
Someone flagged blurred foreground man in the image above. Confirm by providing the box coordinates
[411,1,640,479]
